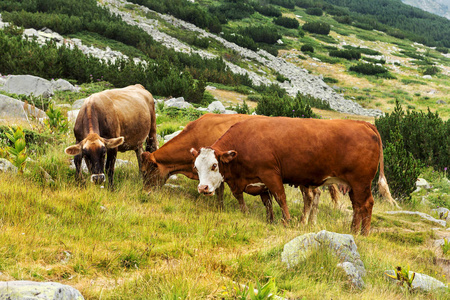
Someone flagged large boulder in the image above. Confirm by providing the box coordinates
[385,211,446,227]
[207,101,226,113]
[282,230,366,288]
[0,75,54,98]
[0,94,47,120]
[0,281,84,300]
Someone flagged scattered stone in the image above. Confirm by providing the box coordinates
[423,75,432,79]
[51,79,78,92]
[0,281,84,300]
[436,100,447,105]
[164,130,182,142]
[431,207,450,220]
[282,230,366,288]
[0,158,17,173]
[39,167,55,184]
[165,97,193,109]
[384,270,448,292]
[115,159,133,168]
[385,211,446,227]
[416,178,431,189]
[72,98,87,110]
[207,101,226,113]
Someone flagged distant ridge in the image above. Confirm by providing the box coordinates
[401,0,450,20]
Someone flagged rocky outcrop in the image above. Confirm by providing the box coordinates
[100,0,384,117]
[0,281,84,300]
[281,230,366,288]
[0,75,54,98]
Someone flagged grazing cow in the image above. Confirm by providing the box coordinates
[65,84,157,188]
[191,117,397,235]
[140,113,341,222]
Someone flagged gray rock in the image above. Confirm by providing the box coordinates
[165,97,193,109]
[67,110,80,123]
[0,75,54,98]
[385,211,446,227]
[0,281,84,300]
[72,98,86,110]
[224,109,238,114]
[0,158,17,173]
[416,178,431,189]
[51,79,78,92]
[282,230,365,288]
[436,100,447,104]
[431,207,450,220]
[164,130,182,142]
[384,270,447,292]
[115,159,133,168]
[207,101,226,113]
[423,75,432,79]
[0,94,47,120]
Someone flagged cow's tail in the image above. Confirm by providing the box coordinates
[374,125,400,208]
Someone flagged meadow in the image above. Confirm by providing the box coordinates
[0,93,449,299]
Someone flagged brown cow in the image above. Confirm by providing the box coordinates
[65,84,157,188]
[140,113,341,223]
[191,117,398,235]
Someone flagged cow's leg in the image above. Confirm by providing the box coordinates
[216,182,225,210]
[328,184,340,210]
[260,192,274,223]
[146,118,158,153]
[135,145,144,175]
[233,192,248,213]
[299,186,312,225]
[74,154,84,183]
[263,178,290,222]
[308,187,321,225]
[349,184,374,235]
[105,148,118,189]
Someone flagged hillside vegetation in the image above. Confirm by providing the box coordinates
[0,0,449,299]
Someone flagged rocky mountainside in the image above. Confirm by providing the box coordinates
[401,0,450,19]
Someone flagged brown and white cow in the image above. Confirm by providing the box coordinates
[65,84,157,188]
[191,117,398,235]
[140,113,341,222]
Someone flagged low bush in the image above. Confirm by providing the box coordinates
[301,44,314,53]
[255,92,317,118]
[349,63,388,76]
[305,7,323,16]
[253,4,281,18]
[273,16,299,29]
[302,21,331,35]
[329,49,361,60]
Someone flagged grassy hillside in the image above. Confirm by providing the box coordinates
[0,93,449,298]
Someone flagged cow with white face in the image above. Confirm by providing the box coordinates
[191,148,230,195]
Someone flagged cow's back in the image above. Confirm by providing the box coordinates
[214,117,381,187]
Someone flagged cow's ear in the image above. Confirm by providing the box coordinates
[141,151,156,163]
[105,136,124,149]
[190,148,199,157]
[220,150,237,163]
[65,144,82,156]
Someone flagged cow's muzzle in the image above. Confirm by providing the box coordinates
[198,184,215,196]
[91,174,105,184]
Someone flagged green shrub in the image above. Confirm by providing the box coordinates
[253,4,281,18]
[329,49,361,60]
[301,44,314,53]
[323,77,338,84]
[0,127,28,174]
[240,25,281,44]
[349,63,393,78]
[435,47,448,54]
[342,46,381,56]
[421,66,440,76]
[45,104,69,135]
[305,7,323,16]
[273,16,299,29]
[333,15,352,24]
[255,92,317,118]
[302,21,330,35]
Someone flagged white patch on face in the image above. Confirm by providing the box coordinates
[194,148,224,194]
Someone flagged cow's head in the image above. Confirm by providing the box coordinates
[65,133,124,184]
[140,151,167,192]
[190,147,237,195]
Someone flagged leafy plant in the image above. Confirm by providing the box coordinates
[385,266,415,289]
[442,238,450,255]
[0,127,28,174]
[45,104,69,134]
[248,278,278,300]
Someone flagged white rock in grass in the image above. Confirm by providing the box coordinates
[0,281,84,300]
